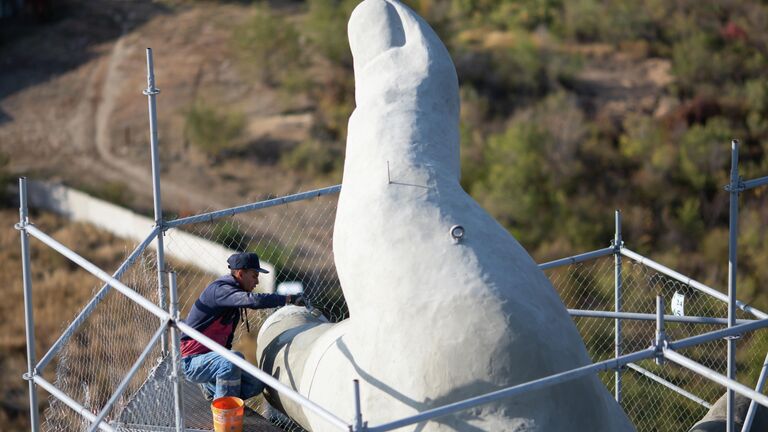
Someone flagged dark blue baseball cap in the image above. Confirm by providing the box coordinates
[227,252,270,273]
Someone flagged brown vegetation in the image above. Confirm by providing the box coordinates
[0,208,135,431]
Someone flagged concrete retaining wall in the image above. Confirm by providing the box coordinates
[25,180,275,292]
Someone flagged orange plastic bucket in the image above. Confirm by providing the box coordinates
[211,396,244,432]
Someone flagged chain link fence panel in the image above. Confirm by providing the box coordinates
[160,193,341,432]
[41,250,167,432]
[38,190,341,432]
[36,188,768,431]
[545,255,768,432]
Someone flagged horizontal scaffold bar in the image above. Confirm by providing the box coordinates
[368,316,768,432]
[164,185,341,229]
[366,348,658,432]
[663,349,768,409]
[743,175,768,190]
[621,248,768,320]
[538,246,616,270]
[568,309,755,325]
[626,363,711,409]
[669,318,768,351]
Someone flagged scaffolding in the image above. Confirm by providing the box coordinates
[15,48,768,431]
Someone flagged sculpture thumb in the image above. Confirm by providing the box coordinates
[258,1,635,431]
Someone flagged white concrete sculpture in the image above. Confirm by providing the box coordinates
[257,1,635,430]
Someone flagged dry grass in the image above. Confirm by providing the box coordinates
[0,208,135,431]
[0,207,271,431]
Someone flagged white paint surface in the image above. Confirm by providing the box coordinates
[257,1,634,430]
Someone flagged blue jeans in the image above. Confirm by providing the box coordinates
[181,351,265,400]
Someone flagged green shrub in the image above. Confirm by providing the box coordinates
[458,85,490,191]
[675,198,705,239]
[671,20,767,97]
[305,0,359,67]
[678,117,733,190]
[280,140,344,179]
[213,221,247,251]
[473,119,555,247]
[560,0,660,43]
[184,101,245,158]
[469,92,599,249]
[560,0,602,41]
[671,33,722,96]
[745,79,768,140]
[618,114,677,199]
[234,4,308,90]
[441,0,561,30]
[303,0,357,140]
[249,241,294,281]
[454,26,580,108]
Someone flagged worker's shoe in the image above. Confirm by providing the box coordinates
[243,405,259,417]
[198,384,213,401]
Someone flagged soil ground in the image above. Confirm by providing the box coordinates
[1,0,321,220]
[0,1,672,219]
[0,207,135,431]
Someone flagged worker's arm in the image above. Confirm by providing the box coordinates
[214,283,288,309]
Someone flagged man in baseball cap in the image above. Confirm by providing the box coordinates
[227,252,270,274]
[180,252,305,402]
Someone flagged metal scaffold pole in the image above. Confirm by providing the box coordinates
[144,47,168,354]
[614,209,623,403]
[352,379,365,432]
[17,177,40,431]
[168,272,185,432]
[742,167,768,432]
[726,139,741,432]
[655,295,666,366]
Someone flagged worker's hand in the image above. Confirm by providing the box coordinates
[288,295,306,307]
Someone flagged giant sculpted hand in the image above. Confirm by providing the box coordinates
[257,1,635,431]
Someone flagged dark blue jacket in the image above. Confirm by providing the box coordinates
[180,275,286,355]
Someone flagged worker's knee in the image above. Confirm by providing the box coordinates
[217,359,241,379]
[214,358,242,398]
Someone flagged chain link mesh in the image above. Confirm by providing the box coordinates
[161,193,341,432]
[545,255,768,432]
[41,251,166,431]
[39,190,341,432]
[36,189,768,431]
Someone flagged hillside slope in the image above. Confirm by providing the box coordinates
[0,207,136,431]
[0,1,672,218]
[1,0,318,216]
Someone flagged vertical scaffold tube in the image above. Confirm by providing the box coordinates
[169,272,185,432]
[353,379,364,432]
[727,140,740,432]
[144,47,168,354]
[614,210,622,403]
[18,178,40,431]
[656,295,665,366]
[742,351,768,431]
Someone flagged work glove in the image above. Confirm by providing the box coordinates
[288,294,306,307]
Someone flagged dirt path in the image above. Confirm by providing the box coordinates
[569,45,673,119]
[89,23,231,213]
[3,1,322,218]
